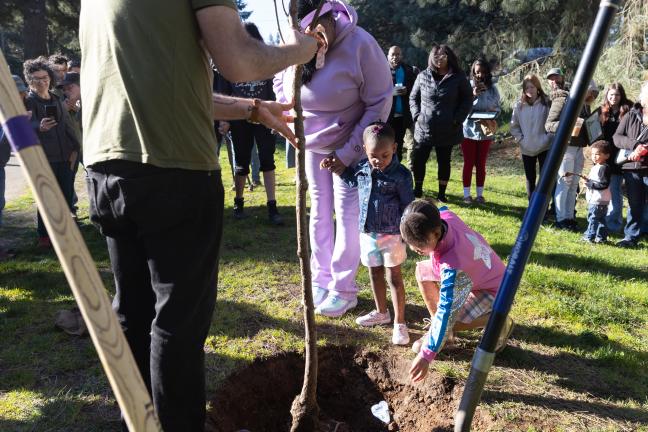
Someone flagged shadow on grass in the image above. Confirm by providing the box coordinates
[496,324,648,402]
[483,390,648,424]
[211,298,385,347]
[488,243,648,283]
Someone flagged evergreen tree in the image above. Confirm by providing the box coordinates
[236,0,252,21]
[350,0,598,71]
[0,0,80,72]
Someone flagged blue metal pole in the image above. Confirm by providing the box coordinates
[454,1,622,430]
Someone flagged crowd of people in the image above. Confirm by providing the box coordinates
[0,0,646,430]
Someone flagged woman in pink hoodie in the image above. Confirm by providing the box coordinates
[275,0,393,317]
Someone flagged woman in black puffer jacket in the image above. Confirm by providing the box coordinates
[409,44,472,200]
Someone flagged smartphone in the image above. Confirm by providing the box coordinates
[45,105,58,121]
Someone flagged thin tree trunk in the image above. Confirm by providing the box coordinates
[21,0,48,59]
[288,1,326,430]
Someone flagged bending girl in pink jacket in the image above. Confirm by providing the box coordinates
[399,199,514,381]
[274,0,392,317]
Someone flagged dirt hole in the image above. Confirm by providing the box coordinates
[207,346,492,431]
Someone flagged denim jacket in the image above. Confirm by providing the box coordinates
[340,157,415,234]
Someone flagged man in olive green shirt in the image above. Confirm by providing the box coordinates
[80,1,316,430]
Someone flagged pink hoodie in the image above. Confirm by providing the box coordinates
[274,0,393,167]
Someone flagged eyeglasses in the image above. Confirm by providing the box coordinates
[30,75,50,82]
[433,54,448,60]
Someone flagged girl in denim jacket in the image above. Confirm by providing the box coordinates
[325,122,414,344]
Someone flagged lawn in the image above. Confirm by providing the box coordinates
[0,140,647,431]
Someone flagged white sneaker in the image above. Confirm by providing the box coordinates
[355,310,391,327]
[312,286,328,308]
[495,316,515,353]
[392,323,410,345]
[315,295,358,318]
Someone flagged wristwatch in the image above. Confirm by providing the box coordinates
[247,98,261,124]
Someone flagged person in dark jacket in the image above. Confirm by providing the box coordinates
[599,83,633,233]
[612,80,648,247]
[409,44,473,200]
[387,45,418,164]
[545,75,597,231]
[23,57,80,247]
[217,23,283,225]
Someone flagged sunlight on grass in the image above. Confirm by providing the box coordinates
[0,144,646,430]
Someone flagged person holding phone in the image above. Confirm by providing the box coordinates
[23,57,80,248]
[461,58,500,204]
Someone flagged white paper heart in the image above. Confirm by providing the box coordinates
[370,400,390,424]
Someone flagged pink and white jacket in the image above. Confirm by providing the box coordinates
[416,206,505,362]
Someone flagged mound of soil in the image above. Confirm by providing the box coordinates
[207,347,492,432]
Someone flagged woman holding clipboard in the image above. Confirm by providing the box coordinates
[461,58,501,204]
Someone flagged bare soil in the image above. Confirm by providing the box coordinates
[206,346,493,432]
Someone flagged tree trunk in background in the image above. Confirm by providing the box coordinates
[22,0,48,59]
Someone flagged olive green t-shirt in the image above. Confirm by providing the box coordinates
[79,0,236,171]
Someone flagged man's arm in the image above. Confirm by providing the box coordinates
[197,6,317,83]
[212,93,298,146]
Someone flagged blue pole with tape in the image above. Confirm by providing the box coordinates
[454,1,622,430]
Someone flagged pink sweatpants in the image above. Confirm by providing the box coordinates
[305,151,360,300]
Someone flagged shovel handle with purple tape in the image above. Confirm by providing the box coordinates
[0,51,160,432]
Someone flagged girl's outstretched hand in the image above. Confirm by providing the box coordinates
[409,355,430,382]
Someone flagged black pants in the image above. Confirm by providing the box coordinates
[410,141,453,188]
[388,115,408,162]
[86,160,224,432]
[522,151,548,199]
[37,161,74,237]
[230,120,276,176]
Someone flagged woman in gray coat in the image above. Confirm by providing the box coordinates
[409,44,473,200]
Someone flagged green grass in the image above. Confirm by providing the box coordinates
[1,142,647,431]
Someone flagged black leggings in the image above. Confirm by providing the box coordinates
[411,141,453,188]
[522,151,548,199]
[388,115,408,162]
[230,121,276,176]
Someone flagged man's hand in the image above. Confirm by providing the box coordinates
[256,100,298,148]
[66,98,79,112]
[218,121,230,135]
[409,355,430,382]
[39,117,57,132]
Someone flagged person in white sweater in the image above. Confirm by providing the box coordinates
[510,74,552,200]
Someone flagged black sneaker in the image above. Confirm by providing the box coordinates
[616,238,637,248]
[267,200,284,226]
[436,193,447,202]
[233,197,248,220]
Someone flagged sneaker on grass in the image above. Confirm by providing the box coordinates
[495,316,515,353]
[355,310,391,327]
[312,286,328,308]
[315,295,357,318]
[392,323,410,345]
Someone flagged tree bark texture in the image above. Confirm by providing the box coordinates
[21,0,48,59]
[288,1,326,430]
